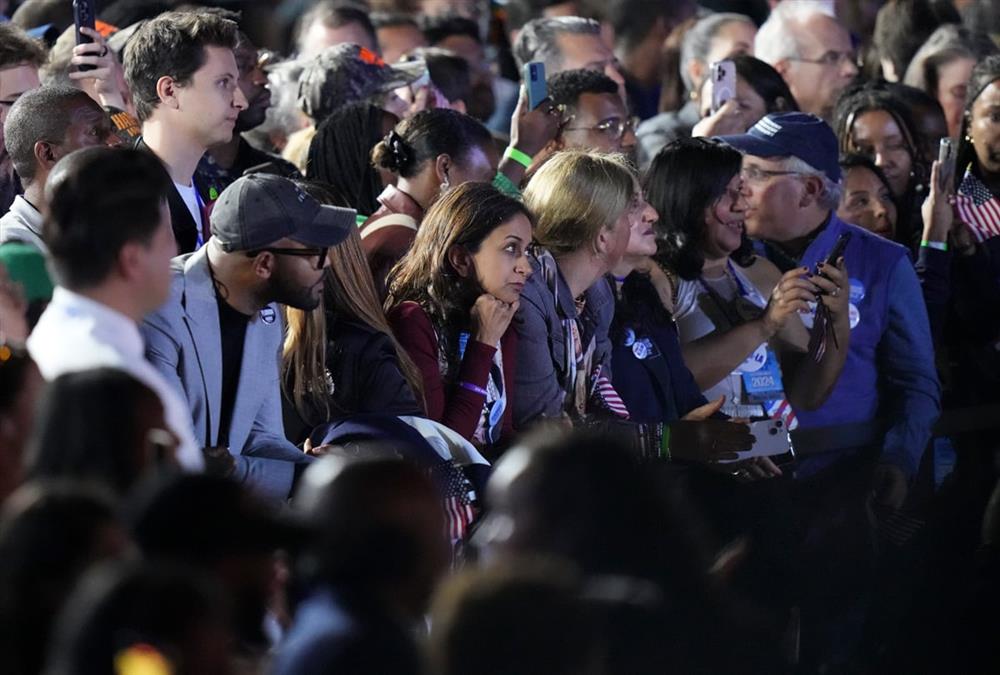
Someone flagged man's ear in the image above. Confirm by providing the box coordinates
[33,140,59,172]
[249,251,276,280]
[447,243,473,279]
[117,241,145,282]
[155,75,181,109]
[799,174,823,208]
[773,59,790,77]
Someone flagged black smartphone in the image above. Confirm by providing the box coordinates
[73,0,97,72]
[816,231,851,275]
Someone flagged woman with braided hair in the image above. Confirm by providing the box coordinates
[360,108,498,298]
[306,101,398,217]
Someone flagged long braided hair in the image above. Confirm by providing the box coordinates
[306,101,388,216]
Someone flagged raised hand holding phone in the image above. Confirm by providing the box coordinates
[73,0,97,72]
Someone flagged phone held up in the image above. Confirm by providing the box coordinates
[938,137,956,190]
[73,0,97,72]
[710,59,736,114]
[524,61,547,111]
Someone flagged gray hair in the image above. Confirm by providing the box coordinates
[512,16,601,70]
[679,12,755,93]
[778,155,842,210]
[754,0,834,66]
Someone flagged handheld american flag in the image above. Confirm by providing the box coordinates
[955,169,1000,243]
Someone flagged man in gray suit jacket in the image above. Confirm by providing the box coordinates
[143,173,355,503]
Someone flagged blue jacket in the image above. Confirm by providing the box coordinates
[764,214,940,477]
[610,275,707,424]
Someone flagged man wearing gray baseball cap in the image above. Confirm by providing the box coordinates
[142,174,355,504]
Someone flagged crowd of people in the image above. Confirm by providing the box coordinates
[1,0,1000,672]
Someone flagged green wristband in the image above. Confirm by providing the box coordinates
[661,424,671,461]
[920,239,948,252]
[504,146,533,169]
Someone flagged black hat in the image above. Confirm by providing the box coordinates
[210,173,354,252]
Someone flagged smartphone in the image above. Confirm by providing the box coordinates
[73,0,97,72]
[722,418,796,466]
[710,59,736,114]
[938,137,956,190]
[816,231,851,275]
[523,61,547,111]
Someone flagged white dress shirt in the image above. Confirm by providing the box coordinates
[0,196,47,253]
[28,287,204,470]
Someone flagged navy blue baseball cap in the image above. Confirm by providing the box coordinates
[716,112,842,184]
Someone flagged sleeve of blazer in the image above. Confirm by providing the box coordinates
[239,336,311,503]
[513,278,565,428]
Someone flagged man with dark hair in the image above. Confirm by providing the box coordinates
[537,68,635,165]
[423,14,499,123]
[26,146,203,471]
[124,11,248,254]
[196,29,301,200]
[513,16,625,98]
[273,457,449,675]
[0,23,46,214]
[607,0,697,120]
[297,1,378,58]
[372,12,428,64]
[141,174,355,503]
[1,86,116,253]
[405,47,471,112]
[127,473,308,661]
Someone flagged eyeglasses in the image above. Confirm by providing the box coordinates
[788,50,859,68]
[562,116,639,141]
[740,166,802,183]
[245,247,328,270]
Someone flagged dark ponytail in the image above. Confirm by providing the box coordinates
[370,108,493,179]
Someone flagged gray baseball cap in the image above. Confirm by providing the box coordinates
[297,43,426,121]
[210,174,355,252]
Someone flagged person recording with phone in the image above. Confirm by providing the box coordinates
[718,110,940,671]
[691,55,799,140]
[646,138,845,436]
[719,112,939,507]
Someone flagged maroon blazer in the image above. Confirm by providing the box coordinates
[388,301,517,445]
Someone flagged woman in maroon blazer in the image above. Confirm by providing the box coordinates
[386,182,533,458]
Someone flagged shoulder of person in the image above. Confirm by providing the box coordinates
[737,254,782,292]
[330,317,395,354]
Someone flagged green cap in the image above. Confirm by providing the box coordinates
[0,242,54,302]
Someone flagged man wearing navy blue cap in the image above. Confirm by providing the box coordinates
[718,110,941,668]
[718,111,940,501]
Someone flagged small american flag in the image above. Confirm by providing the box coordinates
[956,169,1000,243]
[432,459,477,546]
[590,365,630,419]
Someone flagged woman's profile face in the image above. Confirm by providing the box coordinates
[701,172,748,260]
[969,80,1000,177]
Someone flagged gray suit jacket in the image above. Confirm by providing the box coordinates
[142,246,310,503]
[513,253,615,427]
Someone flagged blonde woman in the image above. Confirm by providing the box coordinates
[515,150,753,462]
[513,150,637,427]
[282,219,424,444]
[385,182,533,455]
